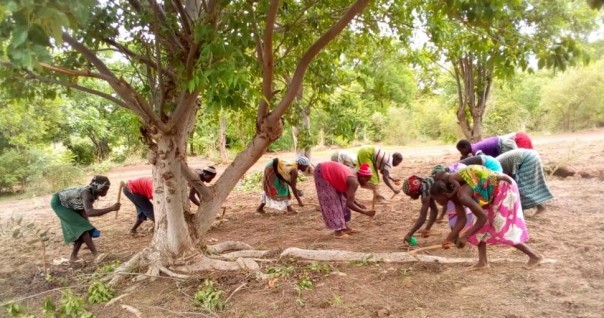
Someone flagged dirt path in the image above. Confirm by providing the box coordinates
[1,129,603,317]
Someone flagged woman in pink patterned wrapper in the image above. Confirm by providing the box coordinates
[430,165,543,270]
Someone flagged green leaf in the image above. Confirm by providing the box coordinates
[12,28,28,47]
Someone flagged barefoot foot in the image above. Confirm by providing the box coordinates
[334,231,350,239]
[525,255,544,269]
[343,227,361,235]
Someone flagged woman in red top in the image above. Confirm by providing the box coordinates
[123,177,154,235]
[313,162,376,238]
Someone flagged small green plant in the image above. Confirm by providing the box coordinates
[87,281,114,304]
[59,289,93,318]
[42,297,57,316]
[293,275,313,307]
[307,262,332,274]
[194,279,225,312]
[296,276,313,291]
[1,217,56,273]
[5,302,33,318]
[97,260,121,274]
[266,265,295,279]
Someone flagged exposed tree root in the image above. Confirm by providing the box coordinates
[108,251,144,286]
[110,244,559,287]
[280,247,559,265]
[171,255,255,272]
[159,266,191,279]
[211,250,271,260]
[206,241,253,254]
[121,304,142,318]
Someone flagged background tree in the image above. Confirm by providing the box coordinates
[408,0,599,141]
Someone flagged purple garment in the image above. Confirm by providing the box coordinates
[471,136,500,157]
[314,164,351,231]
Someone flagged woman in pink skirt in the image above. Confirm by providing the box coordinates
[429,165,543,269]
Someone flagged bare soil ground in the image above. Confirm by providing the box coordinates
[1,129,604,318]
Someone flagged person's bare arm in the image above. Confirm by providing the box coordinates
[404,196,430,244]
[345,178,374,215]
[289,170,303,206]
[381,168,400,194]
[444,200,467,248]
[189,188,200,206]
[424,199,438,232]
[497,174,514,184]
[82,191,119,217]
[456,186,487,244]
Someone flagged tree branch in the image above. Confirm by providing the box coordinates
[148,0,186,52]
[62,32,167,131]
[267,0,371,123]
[171,0,193,37]
[102,38,176,80]
[25,73,136,112]
[256,0,279,127]
[39,63,115,82]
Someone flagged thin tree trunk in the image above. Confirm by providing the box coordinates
[194,121,282,237]
[219,114,228,163]
[299,106,312,159]
[292,125,299,152]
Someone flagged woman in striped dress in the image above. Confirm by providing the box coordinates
[496,149,553,214]
[356,146,403,201]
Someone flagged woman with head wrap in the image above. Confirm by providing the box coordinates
[356,146,403,201]
[430,165,542,269]
[314,162,376,238]
[501,132,534,150]
[401,174,438,244]
[257,156,310,213]
[50,175,120,263]
[189,166,218,206]
[401,164,474,245]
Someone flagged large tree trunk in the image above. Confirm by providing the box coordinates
[145,104,198,265]
[453,56,492,142]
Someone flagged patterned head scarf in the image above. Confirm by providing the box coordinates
[357,163,373,177]
[431,164,449,177]
[90,175,110,194]
[296,156,310,166]
[402,175,422,197]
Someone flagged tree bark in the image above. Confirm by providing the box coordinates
[298,106,312,159]
[219,114,228,163]
[453,56,493,142]
[194,122,281,236]
[147,101,198,263]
